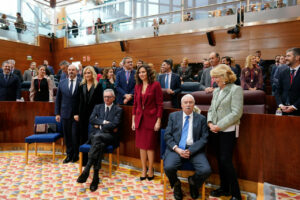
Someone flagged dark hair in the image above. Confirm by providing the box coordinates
[286,47,300,57]
[256,50,261,54]
[17,12,21,16]
[135,64,156,85]
[163,59,173,67]
[59,60,69,66]
[103,67,115,80]
[222,56,232,65]
[137,60,143,64]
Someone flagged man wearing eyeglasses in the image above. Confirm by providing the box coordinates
[77,89,123,192]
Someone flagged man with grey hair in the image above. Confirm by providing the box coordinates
[77,89,123,192]
[0,61,21,101]
[115,56,136,105]
[55,64,80,163]
[23,62,37,81]
[56,60,69,82]
[164,94,211,200]
[8,59,23,83]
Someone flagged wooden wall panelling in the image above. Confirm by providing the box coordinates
[0,36,54,74]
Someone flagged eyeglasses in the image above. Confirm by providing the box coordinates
[104,96,114,99]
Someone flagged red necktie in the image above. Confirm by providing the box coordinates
[290,69,296,85]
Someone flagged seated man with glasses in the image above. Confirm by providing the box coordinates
[77,89,123,192]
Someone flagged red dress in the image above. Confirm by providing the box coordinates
[133,81,163,150]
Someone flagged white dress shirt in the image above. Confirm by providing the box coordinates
[164,72,172,89]
[183,112,193,146]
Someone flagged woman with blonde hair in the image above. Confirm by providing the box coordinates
[78,66,103,165]
[178,57,192,82]
[240,55,263,90]
[30,65,53,102]
[207,64,243,200]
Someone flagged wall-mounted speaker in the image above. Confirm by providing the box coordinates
[206,31,216,46]
[120,41,126,52]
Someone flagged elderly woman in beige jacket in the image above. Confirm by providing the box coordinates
[207,64,243,200]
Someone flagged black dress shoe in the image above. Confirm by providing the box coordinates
[90,177,100,192]
[210,188,230,197]
[188,176,199,199]
[72,156,79,163]
[63,156,72,164]
[173,181,183,200]
[77,172,89,183]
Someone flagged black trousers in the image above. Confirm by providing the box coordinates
[164,150,211,188]
[62,118,79,158]
[79,117,89,164]
[214,131,241,198]
[89,131,115,171]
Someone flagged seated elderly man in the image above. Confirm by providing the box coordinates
[164,94,211,200]
[77,89,123,192]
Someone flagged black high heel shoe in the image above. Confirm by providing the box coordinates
[140,169,147,181]
[147,168,155,181]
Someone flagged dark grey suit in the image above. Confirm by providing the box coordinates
[164,111,211,188]
[88,104,123,170]
[199,67,217,90]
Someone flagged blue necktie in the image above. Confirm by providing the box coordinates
[70,80,74,95]
[179,116,190,149]
[4,74,9,82]
[165,74,169,89]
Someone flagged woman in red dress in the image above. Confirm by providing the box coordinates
[132,64,163,181]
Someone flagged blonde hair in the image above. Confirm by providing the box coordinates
[182,57,189,64]
[81,66,98,86]
[244,55,255,69]
[210,64,236,84]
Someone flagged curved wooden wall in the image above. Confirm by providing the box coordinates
[0,102,299,190]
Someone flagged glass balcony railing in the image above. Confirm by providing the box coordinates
[63,0,299,47]
[0,18,38,45]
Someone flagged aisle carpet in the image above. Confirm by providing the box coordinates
[0,152,253,199]
[264,182,300,200]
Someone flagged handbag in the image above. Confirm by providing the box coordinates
[35,123,57,134]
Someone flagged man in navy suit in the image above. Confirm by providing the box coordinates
[115,57,136,105]
[8,59,23,83]
[275,47,300,116]
[44,60,55,75]
[55,64,80,163]
[164,94,211,200]
[56,60,69,82]
[0,61,21,101]
[77,89,123,191]
[158,59,181,108]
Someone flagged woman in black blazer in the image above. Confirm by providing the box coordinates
[78,66,103,164]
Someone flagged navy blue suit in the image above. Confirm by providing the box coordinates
[163,111,211,187]
[275,67,300,116]
[47,65,55,75]
[115,69,136,105]
[158,73,181,108]
[55,78,80,158]
[0,73,21,101]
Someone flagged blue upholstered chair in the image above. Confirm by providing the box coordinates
[25,116,63,164]
[160,129,205,200]
[78,125,120,178]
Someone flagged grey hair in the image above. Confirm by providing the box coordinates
[59,60,69,66]
[286,47,300,57]
[181,94,195,104]
[8,59,15,65]
[122,57,132,65]
[104,89,115,97]
[2,60,10,67]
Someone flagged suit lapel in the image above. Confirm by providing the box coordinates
[178,111,183,137]
[192,113,198,142]
[215,85,231,109]
[88,85,95,104]
[291,69,300,87]
[161,74,166,88]
[83,84,87,103]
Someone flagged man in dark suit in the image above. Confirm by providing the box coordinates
[56,60,69,82]
[8,59,23,83]
[275,47,300,116]
[77,89,122,191]
[115,57,136,105]
[0,61,21,101]
[43,60,55,75]
[55,64,80,163]
[158,59,181,108]
[200,52,220,93]
[164,94,211,200]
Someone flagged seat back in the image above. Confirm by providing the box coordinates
[34,116,62,135]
